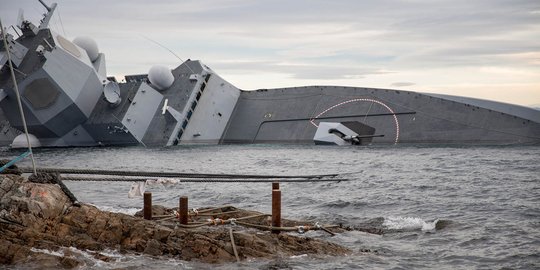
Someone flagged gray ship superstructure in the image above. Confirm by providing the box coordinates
[1,1,539,148]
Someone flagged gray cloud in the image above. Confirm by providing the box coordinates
[210,60,390,80]
[391,82,416,87]
[1,0,539,84]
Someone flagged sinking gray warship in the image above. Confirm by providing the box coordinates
[1,1,539,148]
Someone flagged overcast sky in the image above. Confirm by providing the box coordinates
[2,0,539,107]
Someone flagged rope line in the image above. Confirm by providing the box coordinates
[159,206,339,236]
[175,214,269,228]
[0,151,30,173]
[171,215,339,235]
[229,228,240,263]
[234,220,339,234]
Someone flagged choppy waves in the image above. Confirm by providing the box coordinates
[3,144,539,269]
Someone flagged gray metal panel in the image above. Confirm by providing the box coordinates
[15,69,71,124]
[0,52,6,69]
[82,124,137,145]
[87,81,141,124]
[44,103,87,137]
[0,109,20,146]
[223,87,328,142]
[122,83,163,142]
[0,89,7,101]
[223,86,540,145]
[83,81,141,145]
[74,69,103,117]
[165,74,205,145]
[1,69,77,138]
[42,47,95,102]
[22,77,60,109]
[255,121,314,143]
[0,34,29,68]
[141,61,205,145]
[16,68,89,138]
[181,72,240,144]
[1,91,59,137]
[55,125,96,146]
[0,29,50,99]
[424,93,540,124]
[313,122,347,145]
[314,122,369,145]
[55,35,82,58]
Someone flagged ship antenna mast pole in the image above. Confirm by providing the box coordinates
[0,20,37,175]
[142,36,196,74]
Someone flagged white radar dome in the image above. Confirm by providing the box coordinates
[73,36,99,62]
[11,133,41,149]
[148,65,174,91]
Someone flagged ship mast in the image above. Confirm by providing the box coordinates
[37,0,58,30]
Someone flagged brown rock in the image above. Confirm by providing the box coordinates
[1,174,351,267]
[60,256,81,269]
[0,176,14,193]
[143,239,162,256]
[153,225,173,242]
[0,160,22,175]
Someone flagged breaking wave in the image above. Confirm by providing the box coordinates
[29,247,126,268]
[382,216,439,232]
[30,247,64,257]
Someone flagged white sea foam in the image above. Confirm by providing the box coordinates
[383,216,438,231]
[91,204,140,215]
[98,249,128,260]
[30,247,64,257]
[30,246,109,267]
[66,247,130,267]
[67,246,102,261]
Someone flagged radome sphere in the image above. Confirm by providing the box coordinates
[73,36,99,62]
[11,133,41,149]
[148,65,174,91]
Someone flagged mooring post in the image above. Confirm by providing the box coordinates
[179,196,188,225]
[272,181,279,190]
[272,188,281,234]
[143,192,152,220]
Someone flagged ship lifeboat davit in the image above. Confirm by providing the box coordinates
[11,134,41,149]
[148,65,174,91]
[73,36,99,62]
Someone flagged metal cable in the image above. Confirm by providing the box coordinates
[59,176,349,183]
[19,167,339,179]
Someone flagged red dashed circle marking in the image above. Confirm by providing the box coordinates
[310,98,400,144]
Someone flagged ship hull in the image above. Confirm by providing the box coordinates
[221,86,540,145]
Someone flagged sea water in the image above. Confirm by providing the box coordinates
[1,144,538,269]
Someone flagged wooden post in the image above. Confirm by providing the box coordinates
[143,192,152,220]
[272,182,279,190]
[179,196,188,225]
[272,189,281,234]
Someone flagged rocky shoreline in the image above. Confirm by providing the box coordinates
[0,173,350,268]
